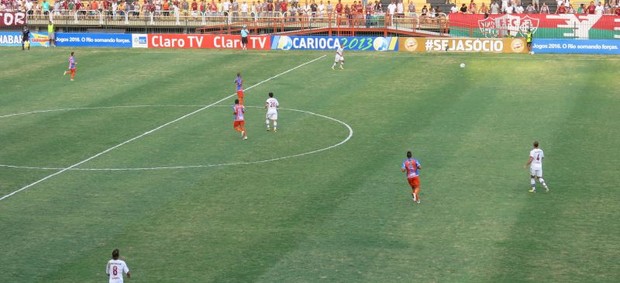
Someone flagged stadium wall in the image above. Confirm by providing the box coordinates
[2,32,619,54]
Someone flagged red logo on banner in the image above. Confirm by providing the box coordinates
[0,12,27,27]
[148,34,270,50]
[478,14,539,38]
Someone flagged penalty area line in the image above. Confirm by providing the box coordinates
[0,54,327,202]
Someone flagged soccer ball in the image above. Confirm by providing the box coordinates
[530,51,535,55]
[460,63,465,68]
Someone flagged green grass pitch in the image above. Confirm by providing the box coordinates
[0,48,619,282]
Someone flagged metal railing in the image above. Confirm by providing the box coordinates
[25,10,449,36]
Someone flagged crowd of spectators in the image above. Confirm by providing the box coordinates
[1,0,619,19]
[0,0,421,22]
[448,0,620,15]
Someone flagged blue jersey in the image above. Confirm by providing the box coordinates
[235,76,243,91]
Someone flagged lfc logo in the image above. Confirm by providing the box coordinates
[478,15,539,38]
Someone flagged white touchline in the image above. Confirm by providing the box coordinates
[0,55,327,202]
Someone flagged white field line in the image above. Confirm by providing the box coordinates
[0,106,353,171]
[0,55,326,202]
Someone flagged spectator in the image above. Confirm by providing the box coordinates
[468,0,476,13]
[515,2,524,13]
[479,2,488,14]
[506,2,515,13]
[586,1,595,14]
[279,0,287,17]
[365,0,372,26]
[215,0,221,14]
[253,0,261,17]
[310,0,317,18]
[326,0,333,16]
[240,0,248,17]
[594,2,603,14]
[526,3,536,13]
[603,2,612,14]
[231,0,238,17]
[182,0,189,15]
[134,1,141,17]
[222,0,229,14]
[539,2,549,13]
[25,0,33,15]
[556,1,566,13]
[42,0,49,15]
[459,3,466,13]
[374,0,381,12]
[112,0,118,19]
[489,0,499,14]
[91,0,99,16]
[576,3,584,13]
[34,1,42,16]
[387,1,395,18]
[407,0,415,15]
[266,0,273,16]
[532,0,540,12]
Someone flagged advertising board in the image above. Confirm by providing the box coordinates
[270,36,398,51]
[55,33,133,48]
[532,39,620,54]
[399,37,527,53]
[147,34,271,49]
[0,32,49,47]
[0,12,27,27]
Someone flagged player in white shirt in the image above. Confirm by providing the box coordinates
[106,249,131,283]
[331,46,344,70]
[265,92,279,132]
[524,141,549,193]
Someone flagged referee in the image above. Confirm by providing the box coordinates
[22,26,30,51]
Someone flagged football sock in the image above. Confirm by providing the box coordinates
[539,178,548,189]
[273,121,277,129]
[530,178,536,189]
[266,119,270,128]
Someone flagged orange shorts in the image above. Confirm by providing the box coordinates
[407,177,420,189]
[237,90,244,98]
[233,120,245,129]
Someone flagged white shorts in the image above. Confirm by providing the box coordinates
[266,111,278,120]
[334,55,344,62]
[530,167,543,178]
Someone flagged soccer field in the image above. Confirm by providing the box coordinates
[0,48,619,282]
